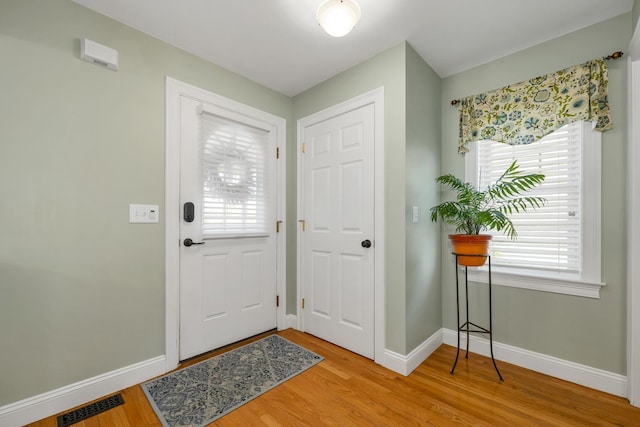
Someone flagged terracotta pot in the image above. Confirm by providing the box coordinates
[449,234,492,267]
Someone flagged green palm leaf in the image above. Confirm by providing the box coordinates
[431,160,546,239]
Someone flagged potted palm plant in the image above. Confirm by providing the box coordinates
[430,160,546,266]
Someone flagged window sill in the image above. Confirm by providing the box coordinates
[464,267,605,299]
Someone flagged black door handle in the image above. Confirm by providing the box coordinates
[184,238,205,247]
[361,239,372,248]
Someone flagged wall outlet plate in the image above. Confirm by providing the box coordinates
[129,204,159,223]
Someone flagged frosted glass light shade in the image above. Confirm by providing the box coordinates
[316,0,361,37]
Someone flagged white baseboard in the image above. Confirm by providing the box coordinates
[285,314,444,377]
[284,314,297,330]
[0,355,166,427]
[377,327,627,397]
[12,325,626,426]
[442,328,627,398]
[380,329,444,376]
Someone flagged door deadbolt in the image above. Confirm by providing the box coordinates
[183,202,195,223]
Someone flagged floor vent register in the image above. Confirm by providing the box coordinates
[57,393,125,426]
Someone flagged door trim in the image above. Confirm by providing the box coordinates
[165,77,287,370]
[296,87,385,365]
[628,23,640,407]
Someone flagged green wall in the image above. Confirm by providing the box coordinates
[440,13,631,374]
[0,0,292,405]
[405,45,442,352]
[293,43,408,353]
[634,0,640,34]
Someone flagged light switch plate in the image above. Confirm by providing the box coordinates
[412,206,419,224]
[129,204,159,223]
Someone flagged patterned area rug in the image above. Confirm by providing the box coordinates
[142,335,323,427]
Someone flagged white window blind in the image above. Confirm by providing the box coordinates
[200,111,271,237]
[474,122,582,273]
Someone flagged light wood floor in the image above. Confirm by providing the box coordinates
[29,329,640,426]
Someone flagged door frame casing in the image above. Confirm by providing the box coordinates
[296,87,385,365]
[628,23,640,407]
[165,77,287,370]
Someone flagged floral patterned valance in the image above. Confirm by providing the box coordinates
[458,59,612,154]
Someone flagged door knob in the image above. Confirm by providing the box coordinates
[361,239,372,248]
[184,238,205,247]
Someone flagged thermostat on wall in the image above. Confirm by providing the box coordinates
[80,38,118,71]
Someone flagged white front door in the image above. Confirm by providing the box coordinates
[300,103,375,359]
[178,95,278,360]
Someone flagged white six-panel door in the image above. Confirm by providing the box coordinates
[301,103,375,359]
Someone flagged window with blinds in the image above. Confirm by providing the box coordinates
[472,122,583,273]
[200,111,271,237]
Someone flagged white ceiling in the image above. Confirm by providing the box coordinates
[72,0,633,97]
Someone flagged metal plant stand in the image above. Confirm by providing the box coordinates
[450,253,503,381]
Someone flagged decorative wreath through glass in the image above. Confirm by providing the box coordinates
[207,146,256,205]
[200,110,269,237]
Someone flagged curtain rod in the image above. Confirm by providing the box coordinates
[450,51,624,106]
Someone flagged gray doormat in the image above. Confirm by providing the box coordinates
[142,335,323,427]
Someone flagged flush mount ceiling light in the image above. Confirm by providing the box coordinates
[316,0,361,37]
